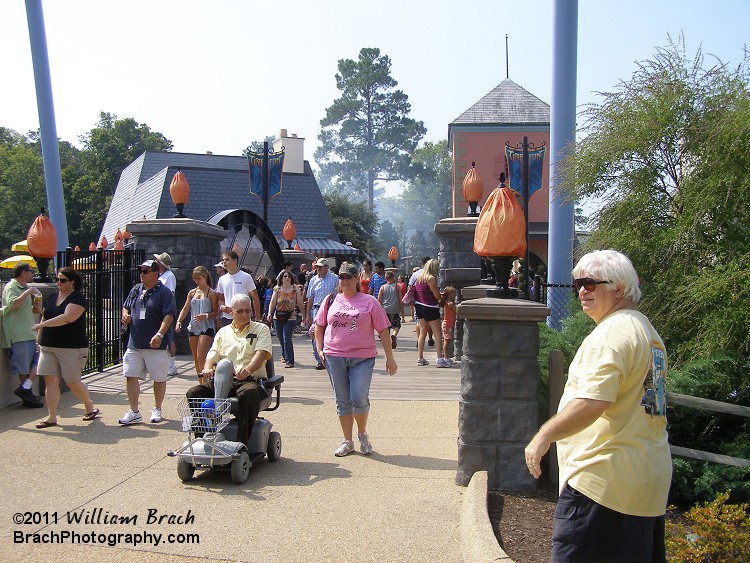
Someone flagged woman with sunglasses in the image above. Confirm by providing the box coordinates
[32,267,98,428]
[524,250,671,562]
[315,262,397,457]
[176,266,218,383]
[267,271,303,368]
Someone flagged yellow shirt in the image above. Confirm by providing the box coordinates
[205,321,272,379]
[557,309,672,517]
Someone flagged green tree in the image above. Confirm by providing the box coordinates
[315,47,426,210]
[558,36,750,366]
[322,191,379,258]
[70,112,172,246]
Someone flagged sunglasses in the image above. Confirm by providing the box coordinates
[233,308,252,314]
[574,278,610,292]
[139,269,157,274]
[338,273,353,280]
[56,278,71,283]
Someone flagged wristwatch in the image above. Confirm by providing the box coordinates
[156,333,165,339]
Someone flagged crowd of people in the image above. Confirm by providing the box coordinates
[1,252,460,453]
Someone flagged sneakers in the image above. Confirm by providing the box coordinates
[417,358,429,366]
[391,334,397,349]
[437,358,452,368]
[14,386,44,408]
[150,407,163,423]
[167,367,179,376]
[358,433,372,455]
[118,409,142,425]
[334,439,355,457]
[316,363,325,370]
[445,358,455,367]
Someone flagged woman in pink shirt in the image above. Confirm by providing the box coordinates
[315,262,397,457]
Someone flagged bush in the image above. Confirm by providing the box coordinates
[666,491,750,561]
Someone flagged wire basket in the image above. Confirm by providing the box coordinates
[176,397,232,434]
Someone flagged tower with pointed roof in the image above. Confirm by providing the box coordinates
[448,79,550,271]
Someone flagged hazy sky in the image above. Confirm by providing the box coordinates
[2,1,748,167]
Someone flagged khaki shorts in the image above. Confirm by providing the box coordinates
[123,348,170,382]
[38,346,88,384]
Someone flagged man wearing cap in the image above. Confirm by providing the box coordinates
[216,251,261,326]
[154,252,178,376]
[2,264,44,407]
[119,259,177,425]
[305,258,339,370]
[214,262,227,280]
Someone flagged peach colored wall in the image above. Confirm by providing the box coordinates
[451,130,550,224]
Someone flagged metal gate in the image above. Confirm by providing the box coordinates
[57,248,144,374]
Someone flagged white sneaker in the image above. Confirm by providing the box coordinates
[119,409,142,425]
[358,433,372,455]
[436,358,447,368]
[167,367,178,376]
[150,407,163,423]
[334,439,355,457]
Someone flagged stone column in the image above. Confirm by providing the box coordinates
[455,296,550,491]
[434,217,481,361]
[127,219,228,354]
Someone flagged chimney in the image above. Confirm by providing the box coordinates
[273,129,305,174]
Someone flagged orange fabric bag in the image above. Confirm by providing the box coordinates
[473,187,527,257]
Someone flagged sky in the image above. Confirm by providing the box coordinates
[2,0,749,172]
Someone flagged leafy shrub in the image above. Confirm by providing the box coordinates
[666,491,750,561]
[670,458,750,508]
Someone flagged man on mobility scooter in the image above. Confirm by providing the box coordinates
[174,293,283,483]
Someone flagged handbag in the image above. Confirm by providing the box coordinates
[401,284,416,306]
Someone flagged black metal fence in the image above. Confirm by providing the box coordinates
[530,276,576,322]
[57,248,144,374]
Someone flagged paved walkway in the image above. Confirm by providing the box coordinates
[0,322,489,562]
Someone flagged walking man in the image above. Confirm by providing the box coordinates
[154,252,178,376]
[2,264,43,407]
[216,251,260,326]
[305,258,339,370]
[119,259,177,425]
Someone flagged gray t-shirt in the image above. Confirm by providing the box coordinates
[379,283,399,315]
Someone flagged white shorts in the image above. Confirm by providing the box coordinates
[123,348,170,382]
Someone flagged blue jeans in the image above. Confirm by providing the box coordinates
[324,356,375,416]
[274,318,296,365]
[310,306,322,364]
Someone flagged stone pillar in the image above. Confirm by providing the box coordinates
[127,219,228,354]
[434,217,481,362]
[455,296,550,491]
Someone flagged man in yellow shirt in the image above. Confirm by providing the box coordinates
[525,250,671,562]
[186,294,272,444]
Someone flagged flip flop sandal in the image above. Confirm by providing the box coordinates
[82,408,100,421]
[35,421,58,429]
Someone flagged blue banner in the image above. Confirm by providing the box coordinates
[505,145,545,197]
[248,150,285,200]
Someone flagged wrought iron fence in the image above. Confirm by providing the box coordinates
[57,248,144,373]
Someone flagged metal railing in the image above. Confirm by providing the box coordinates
[57,248,144,373]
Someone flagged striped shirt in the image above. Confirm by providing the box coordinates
[306,272,340,308]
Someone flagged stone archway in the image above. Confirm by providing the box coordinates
[206,209,285,279]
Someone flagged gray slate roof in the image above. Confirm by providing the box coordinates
[100,151,339,243]
[450,79,550,126]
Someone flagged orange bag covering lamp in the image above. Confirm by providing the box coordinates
[473,172,526,298]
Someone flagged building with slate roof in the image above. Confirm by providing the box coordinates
[448,78,550,271]
[99,131,358,260]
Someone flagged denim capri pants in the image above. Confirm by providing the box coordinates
[325,356,375,417]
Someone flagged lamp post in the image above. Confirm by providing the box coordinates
[169,168,190,218]
[26,208,57,282]
[473,172,526,298]
[283,217,296,249]
[462,162,484,217]
[388,245,399,268]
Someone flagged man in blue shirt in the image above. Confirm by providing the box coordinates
[305,258,339,370]
[119,259,177,425]
[369,261,387,299]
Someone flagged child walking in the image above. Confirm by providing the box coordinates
[440,286,457,367]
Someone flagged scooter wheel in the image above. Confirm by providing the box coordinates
[177,458,195,481]
[267,431,282,461]
[231,450,251,484]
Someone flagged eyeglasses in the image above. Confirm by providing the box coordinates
[233,308,252,314]
[574,278,610,292]
[338,273,353,280]
[56,278,71,283]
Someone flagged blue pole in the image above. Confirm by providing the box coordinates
[25,0,69,250]
[547,0,578,328]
